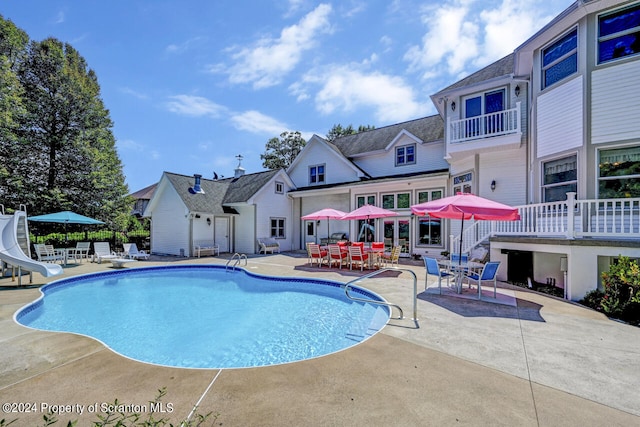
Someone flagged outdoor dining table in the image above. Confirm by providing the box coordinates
[437,259,485,293]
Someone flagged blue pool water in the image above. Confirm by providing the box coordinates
[16,265,389,369]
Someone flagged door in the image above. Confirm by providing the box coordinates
[383,218,411,256]
[214,217,229,253]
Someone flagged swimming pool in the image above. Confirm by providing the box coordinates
[16,265,390,369]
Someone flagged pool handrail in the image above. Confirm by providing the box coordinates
[343,267,418,323]
[226,253,247,271]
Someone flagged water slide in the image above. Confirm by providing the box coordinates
[0,210,63,278]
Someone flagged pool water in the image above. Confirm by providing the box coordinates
[16,266,389,369]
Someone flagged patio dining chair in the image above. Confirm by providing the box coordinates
[423,256,453,294]
[307,243,327,267]
[465,261,501,299]
[380,245,401,267]
[327,244,347,269]
[348,245,369,271]
[69,241,91,263]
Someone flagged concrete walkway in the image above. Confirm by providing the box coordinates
[1,253,638,426]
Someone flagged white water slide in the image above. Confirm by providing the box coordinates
[0,210,63,278]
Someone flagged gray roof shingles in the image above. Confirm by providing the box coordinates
[164,169,280,214]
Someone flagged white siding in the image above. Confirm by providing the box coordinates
[300,194,351,243]
[252,173,295,252]
[150,185,190,256]
[592,60,640,144]
[479,147,527,206]
[355,138,447,178]
[537,76,583,158]
[288,141,358,186]
[233,205,256,254]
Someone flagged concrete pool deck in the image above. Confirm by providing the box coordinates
[1,252,638,426]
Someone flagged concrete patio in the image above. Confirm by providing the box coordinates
[1,252,638,426]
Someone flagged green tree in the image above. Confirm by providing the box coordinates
[260,131,306,169]
[325,123,375,142]
[0,16,131,228]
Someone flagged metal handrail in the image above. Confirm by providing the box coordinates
[225,253,247,271]
[343,267,418,321]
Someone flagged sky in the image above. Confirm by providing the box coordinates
[1,0,574,193]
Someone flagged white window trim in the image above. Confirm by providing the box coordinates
[541,27,578,90]
[270,217,286,239]
[395,143,416,166]
[309,164,326,185]
[541,153,578,202]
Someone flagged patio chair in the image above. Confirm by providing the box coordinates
[307,243,327,267]
[423,256,453,294]
[327,244,347,269]
[93,242,119,264]
[69,241,91,263]
[123,243,150,260]
[370,242,385,268]
[348,245,369,271]
[380,245,401,267]
[34,244,64,264]
[465,261,501,299]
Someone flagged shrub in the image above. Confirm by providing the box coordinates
[579,289,604,311]
[600,256,640,324]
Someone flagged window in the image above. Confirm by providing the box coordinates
[309,164,325,184]
[417,189,442,204]
[464,89,505,137]
[598,4,640,63]
[453,172,473,195]
[270,218,285,238]
[542,155,577,202]
[598,146,640,198]
[542,28,577,89]
[275,181,284,194]
[416,189,444,246]
[356,195,375,208]
[382,193,410,209]
[396,144,416,166]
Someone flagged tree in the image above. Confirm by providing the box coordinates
[0,16,131,228]
[325,123,375,142]
[261,131,306,169]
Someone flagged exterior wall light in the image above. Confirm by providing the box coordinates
[515,85,521,97]
[451,101,456,111]
[491,180,496,191]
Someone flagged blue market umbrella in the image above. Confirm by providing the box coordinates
[29,211,104,242]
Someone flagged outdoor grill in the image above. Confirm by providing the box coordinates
[320,232,349,246]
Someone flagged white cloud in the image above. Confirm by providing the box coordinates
[118,139,144,152]
[165,95,226,118]
[223,3,333,89]
[230,110,290,135]
[165,37,205,54]
[404,0,569,80]
[300,64,429,123]
[53,11,65,24]
[119,87,148,100]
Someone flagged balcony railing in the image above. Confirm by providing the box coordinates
[453,192,640,253]
[448,102,521,144]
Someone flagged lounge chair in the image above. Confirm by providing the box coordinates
[423,256,453,294]
[465,261,501,299]
[123,243,150,260]
[93,242,119,263]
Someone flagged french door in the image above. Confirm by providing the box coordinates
[383,218,410,256]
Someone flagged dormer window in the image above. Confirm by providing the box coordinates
[309,164,325,185]
[396,144,416,166]
[542,28,577,89]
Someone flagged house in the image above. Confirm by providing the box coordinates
[129,183,156,217]
[143,165,295,256]
[287,116,449,256]
[430,0,640,300]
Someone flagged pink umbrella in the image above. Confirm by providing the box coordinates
[340,205,399,220]
[411,192,520,259]
[301,208,347,242]
[341,205,399,243]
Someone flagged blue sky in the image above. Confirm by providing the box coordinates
[2,0,573,192]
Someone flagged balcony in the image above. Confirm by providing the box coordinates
[446,102,522,156]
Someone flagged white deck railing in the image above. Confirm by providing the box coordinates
[453,193,640,253]
[448,102,521,144]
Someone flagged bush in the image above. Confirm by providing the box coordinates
[579,289,604,311]
[600,256,640,325]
